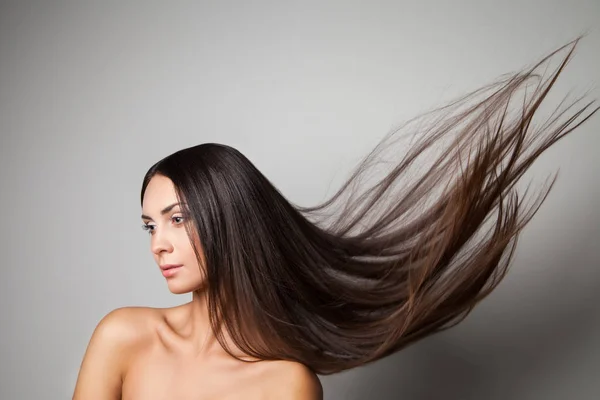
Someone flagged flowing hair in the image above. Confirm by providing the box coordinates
[141,37,598,375]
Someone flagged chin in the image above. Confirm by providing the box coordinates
[167,287,193,295]
[166,284,195,295]
[166,280,205,295]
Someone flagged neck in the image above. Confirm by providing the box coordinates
[185,289,219,357]
[186,289,258,362]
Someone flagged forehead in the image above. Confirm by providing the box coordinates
[142,175,178,209]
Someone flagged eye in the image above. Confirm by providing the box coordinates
[141,223,155,235]
[172,215,185,224]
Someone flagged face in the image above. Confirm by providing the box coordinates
[141,174,206,294]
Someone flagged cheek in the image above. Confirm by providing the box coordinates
[178,233,202,267]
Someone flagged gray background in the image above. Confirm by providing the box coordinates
[1,1,599,399]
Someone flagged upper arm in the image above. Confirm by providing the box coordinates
[72,307,144,400]
[271,363,323,400]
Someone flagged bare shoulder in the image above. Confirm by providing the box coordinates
[264,360,323,400]
[98,306,156,336]
[88,306,159,352]
[72,307,160,399]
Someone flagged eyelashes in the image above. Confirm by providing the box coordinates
[141,216,186,235]
[141,223,154,233]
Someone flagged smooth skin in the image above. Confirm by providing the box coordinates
[72,175,323,400]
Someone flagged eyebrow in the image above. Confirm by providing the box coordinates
[141,202,185,221]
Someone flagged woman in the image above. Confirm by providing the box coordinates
[73,38,597,399]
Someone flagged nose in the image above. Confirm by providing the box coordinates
[151,228,174,255]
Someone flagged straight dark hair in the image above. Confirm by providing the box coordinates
[141,38,598,375]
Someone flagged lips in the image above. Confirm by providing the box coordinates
[160,264,183,270]
[160,264,183,278]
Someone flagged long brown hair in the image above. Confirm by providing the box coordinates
[141,37,598,375]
